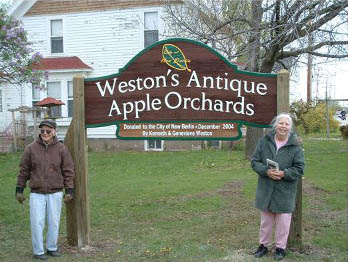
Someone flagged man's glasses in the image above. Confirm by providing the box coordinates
[40,129,52,134]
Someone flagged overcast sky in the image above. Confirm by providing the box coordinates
[294,60,348,107]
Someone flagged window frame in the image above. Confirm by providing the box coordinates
[31,82,41,118]
[67,80,74,118]
[144,11,159,48]
[50,18,64,54]
[46,81,62,118]
[145,140,164,151]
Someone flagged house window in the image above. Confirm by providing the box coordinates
[51,19,63,53]
[208,140,221,149]
[145,140,163,151]
[144,12,158,48]
[47,81,61,118]
[67,81,73,117]
[32,83,41,118]
[0,90,2,112]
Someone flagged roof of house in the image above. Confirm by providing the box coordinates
[34,56,92,71]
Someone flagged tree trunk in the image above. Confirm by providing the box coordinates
[245,0,263,159]
[288,178,303,250]
[245,127,264,159]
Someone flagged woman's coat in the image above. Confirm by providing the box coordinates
[251,132,305,213]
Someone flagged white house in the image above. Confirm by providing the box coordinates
[1,0,205,152]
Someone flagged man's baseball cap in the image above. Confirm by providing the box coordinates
[39,119,57,129]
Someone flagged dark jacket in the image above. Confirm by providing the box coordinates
[16,136,74,194]
[251,131,305,213]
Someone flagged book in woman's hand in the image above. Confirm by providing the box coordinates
[266,159,279,171]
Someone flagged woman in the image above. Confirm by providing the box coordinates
[251,113,305,260]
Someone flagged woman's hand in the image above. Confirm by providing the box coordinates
[275,170,285,179]
[267,169,284,180]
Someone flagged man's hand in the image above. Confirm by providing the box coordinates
[16,193,26,204]
[63,194,73,203]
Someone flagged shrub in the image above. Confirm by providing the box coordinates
[339,125,348,139]
[301,103,339,133]
[290,100,315,134]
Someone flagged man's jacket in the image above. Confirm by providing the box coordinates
[16,136,74,194]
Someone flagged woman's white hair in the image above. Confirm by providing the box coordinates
[271,113,294,132]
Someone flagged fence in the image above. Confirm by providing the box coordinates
[0,120,34,153]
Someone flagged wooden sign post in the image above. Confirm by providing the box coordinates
[277,69,302,249]
[64,75,90,247]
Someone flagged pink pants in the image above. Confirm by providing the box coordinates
[259,211,292,249]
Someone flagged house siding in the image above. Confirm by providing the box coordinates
[26,0,181,16]
[22,6,165,77]
[0,84,29,133]
[87,139,202,152]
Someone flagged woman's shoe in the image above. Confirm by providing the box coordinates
[254,244,268,258]
[274,247,286,260]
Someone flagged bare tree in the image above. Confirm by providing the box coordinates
[163,0,348,156]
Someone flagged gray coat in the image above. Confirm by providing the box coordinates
[251,132,305,213]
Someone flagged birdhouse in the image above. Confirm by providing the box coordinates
[35,97,65,119]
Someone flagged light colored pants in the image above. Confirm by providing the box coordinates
[259,211,292,249]
[29,192,63,255]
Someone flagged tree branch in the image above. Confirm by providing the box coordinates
[279,40,348,58]
[306,52,348,58]
[283,1,348,46]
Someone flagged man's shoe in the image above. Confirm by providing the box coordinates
[33,254,48,260]
[254,244,268,258]
[47,248,61,257]
[274,248,286,260]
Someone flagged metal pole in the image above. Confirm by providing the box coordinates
[307,53,312,103]
[307,19,313,103]
[325,81,330,138]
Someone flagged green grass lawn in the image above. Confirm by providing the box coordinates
[0,137,346,262]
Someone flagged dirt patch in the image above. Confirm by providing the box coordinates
[303,179,330,195]
[60,238,119,257]
[219,249,256,262]
[181,181,243,200]
[302,179,343,220]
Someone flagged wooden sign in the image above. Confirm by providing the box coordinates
[85,38,277,140]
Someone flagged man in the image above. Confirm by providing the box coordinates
[15,119,74,260]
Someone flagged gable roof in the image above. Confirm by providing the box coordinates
[8,0,37,18]
[34,56,92,71]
